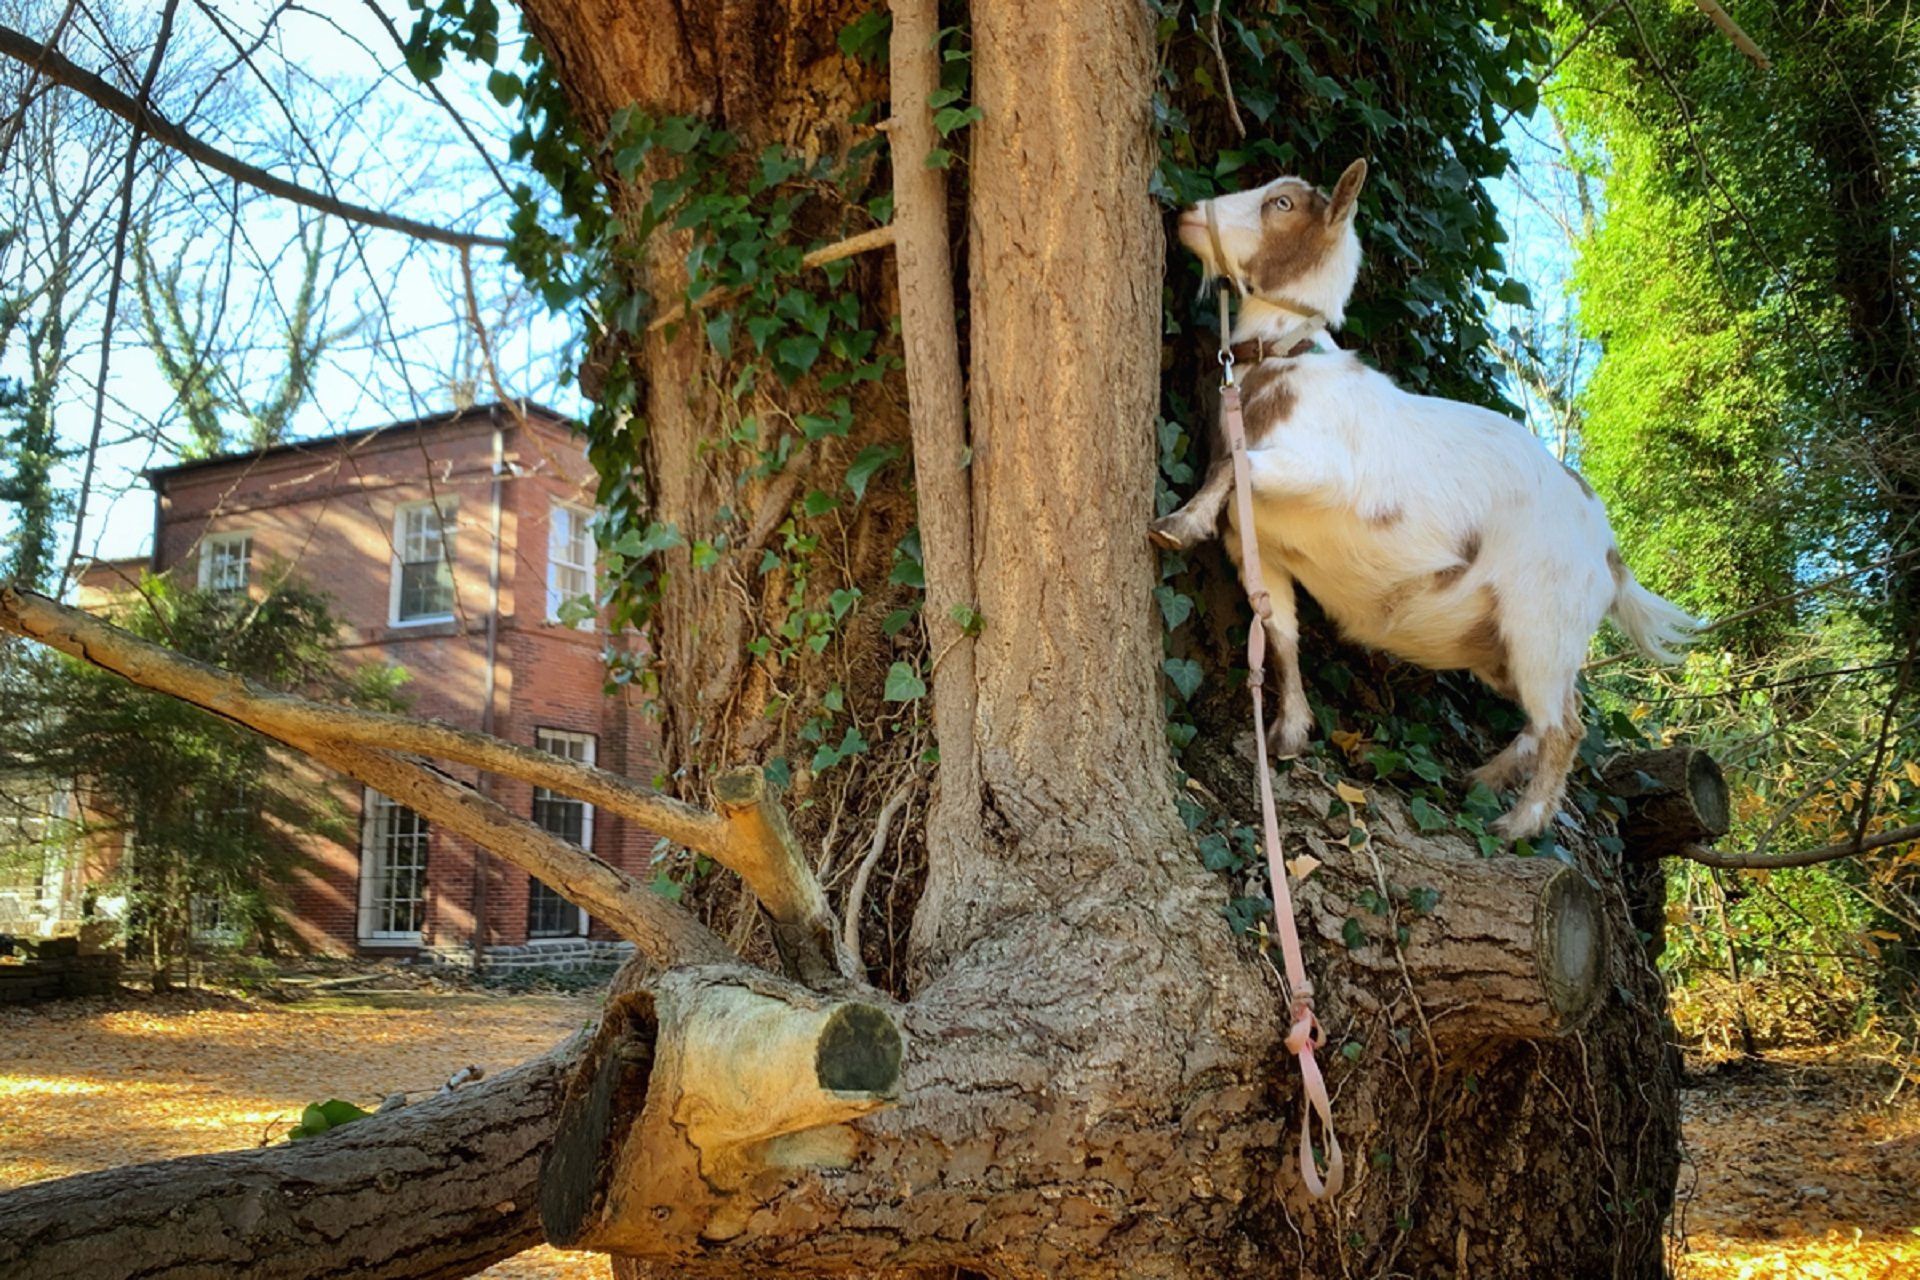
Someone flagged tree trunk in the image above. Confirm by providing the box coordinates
[0,1047,577,1280]
[0,2,1683,1276]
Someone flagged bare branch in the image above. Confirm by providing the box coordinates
[711,766,855,984]
[1679,824,1920,871]
[646,225,895,333]
[0,22,509,249]
[1692,0,1772,71]
[302,738,732,966]
[0,585,750,967]
[842,780,911,960]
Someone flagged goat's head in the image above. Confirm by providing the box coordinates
[1177,158,1367,326]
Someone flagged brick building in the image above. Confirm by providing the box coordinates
[78,402,659,967]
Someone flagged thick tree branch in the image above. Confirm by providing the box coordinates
[301,738,733,966]
[1678,824,1920,870]
[0,23,509,249]
[0,1042,580,1280]
[711,767,856,983]
[0,585,842,969]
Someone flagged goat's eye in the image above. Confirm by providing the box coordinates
[1265,194,1294,213]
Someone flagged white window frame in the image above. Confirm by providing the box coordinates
[198,531,252,594]
[528,729,594,938]
[388,498,458,627]
[546,500,597,631]
[357,789,430,945]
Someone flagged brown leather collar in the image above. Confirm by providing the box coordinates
[1230,337,1319,364]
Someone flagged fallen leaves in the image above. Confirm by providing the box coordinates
[2,991,1915,1279]
[0,987,610,1280]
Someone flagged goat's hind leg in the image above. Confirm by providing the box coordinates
[1489,682,1583,842]
[1148,457,1233,551]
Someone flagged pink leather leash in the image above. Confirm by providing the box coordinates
[1210,247,1344,1198]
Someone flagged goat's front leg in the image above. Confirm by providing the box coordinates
[1221,528,1313,758]
[1260,569,1312,757]
[1148,457,1232,551]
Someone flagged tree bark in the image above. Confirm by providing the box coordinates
[1603,745,1731,857]
[0,1046,578,1280]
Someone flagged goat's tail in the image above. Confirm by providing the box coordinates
[1608,563,1698,666]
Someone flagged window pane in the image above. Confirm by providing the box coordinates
[366,795,429,936]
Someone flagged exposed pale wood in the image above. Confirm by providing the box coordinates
[0,23,508,248]
[711,765,854,984]
[1603,746,1731,857]
[545,967,902,1256]
[889,0,983,973]
[0,1045,579,1280]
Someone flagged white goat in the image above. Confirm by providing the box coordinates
[1152,159,1696,839]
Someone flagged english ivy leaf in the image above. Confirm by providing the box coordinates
[705,311,733,359]
[1154,584,1194,630]
[844,444,901,501]
[1342,918,1366,951]
[882,607,916,636]
[802,490,841,517]
[1409,796,1448,832]
[1162,657,1204,701]
[924,147,956,170]
[884,661,928,702]
[764,757,792,788]
[948,602,983,636]
[1494,279,1533,308]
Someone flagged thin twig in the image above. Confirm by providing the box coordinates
[842,781,914,962]
[0,21,509,248]
[1205,2,1245,139]
[646,225,896,334]
[61,0,177,595]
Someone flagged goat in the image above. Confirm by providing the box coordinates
[1151,159,1696,840]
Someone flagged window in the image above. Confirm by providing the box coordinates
[358,791,429,943]
[528,729,594,938]
[198,532,252,593]
[390,499,456,624]
[546,501,595,629]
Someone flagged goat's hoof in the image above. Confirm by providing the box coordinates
[1491,803,1550,842]
[1147,518,1193,551]
[1269,723,1311,760]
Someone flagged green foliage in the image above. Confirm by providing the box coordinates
[287,1097,373,1142]
[0,571,406,986]
[1553,1,1917,646]
[1558,1,1920,1048]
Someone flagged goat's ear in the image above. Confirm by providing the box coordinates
[1327,158,1368,225]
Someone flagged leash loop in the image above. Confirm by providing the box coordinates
[1212,275,1344,1200]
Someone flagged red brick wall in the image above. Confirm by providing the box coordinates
[143,405,664,959]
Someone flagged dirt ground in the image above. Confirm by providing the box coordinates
[2,986,1915,1278]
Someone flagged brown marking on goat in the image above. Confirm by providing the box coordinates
[1367,505,1404,529]
[1432,529,1483,589]
[1607,546,1627,588]
[1246,180,1341,294]
[1562,461,1596,499]
[1239,362,1297,443]
[1459,586,1510,691]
